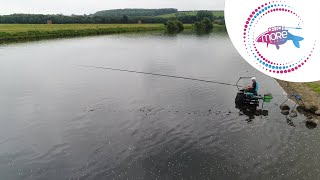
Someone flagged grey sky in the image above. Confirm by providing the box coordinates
[0,0,225,15]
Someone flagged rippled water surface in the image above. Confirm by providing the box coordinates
[0,32,319,180]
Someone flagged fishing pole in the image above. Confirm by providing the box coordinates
[75,64,240,87]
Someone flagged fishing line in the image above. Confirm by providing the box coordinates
[75,64,240,87]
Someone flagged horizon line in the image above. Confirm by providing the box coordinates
[0,8,224,16]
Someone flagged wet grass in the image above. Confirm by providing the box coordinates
[0,24,191,44]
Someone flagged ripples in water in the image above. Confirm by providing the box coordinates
[0,32,319,180]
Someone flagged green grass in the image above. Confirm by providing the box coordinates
[156,11,224,18]
[0,24,218,44]
[306,82,320,95]
[0,24,164,33]
[0,24,195,44]
[213,24,227,30]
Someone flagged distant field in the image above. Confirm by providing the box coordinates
[0,24,165,33]
[0,24,194,43]
[156,11,224,18]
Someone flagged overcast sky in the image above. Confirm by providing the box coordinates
[0,0,225,15]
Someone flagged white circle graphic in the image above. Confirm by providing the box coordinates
[225,0,320,82]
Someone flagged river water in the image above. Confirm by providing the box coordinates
[0,32,319,180]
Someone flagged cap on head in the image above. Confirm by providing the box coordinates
[251,77,256,81]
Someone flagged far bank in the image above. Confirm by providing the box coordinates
[0,24,226,44]
[0,24,168,44]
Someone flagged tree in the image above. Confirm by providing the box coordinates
[201,17,213,30]
[0,10,223,25]
[196,10,214,21]
[164,20,184,33]
[176,20,184,32]
[121,15,129,23]
[194,21,203,30]
[177,15,197,24]
[94,8,178,17]
[193,17,213,33]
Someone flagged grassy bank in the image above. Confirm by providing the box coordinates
[0,24,226,44]
[0,24,192,44]
[307,82,320,95]
[0,24,166,44]
[212,24,227,31]
[276,80,320,108]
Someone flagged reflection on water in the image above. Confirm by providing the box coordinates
[235,89,271,123]
[0,31,319,180]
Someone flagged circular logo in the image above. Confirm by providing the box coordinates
[225,0,320,82]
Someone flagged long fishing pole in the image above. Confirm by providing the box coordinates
[75,64,240,87]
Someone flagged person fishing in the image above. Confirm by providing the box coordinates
[245,77,259,95]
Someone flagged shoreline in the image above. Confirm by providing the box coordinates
[0,24,226,44]
[276,79,320,116]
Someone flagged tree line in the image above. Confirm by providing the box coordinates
[164,11,224,34]
[0,14,167,24]
[165,11,221,34]
[94,8,178,17]
[0,10,224,24]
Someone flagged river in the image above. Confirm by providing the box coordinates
[0,32,319,180]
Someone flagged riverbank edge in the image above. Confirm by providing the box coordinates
[276,79,320,116]
[0,25,166,44]
[0,24,227,44]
